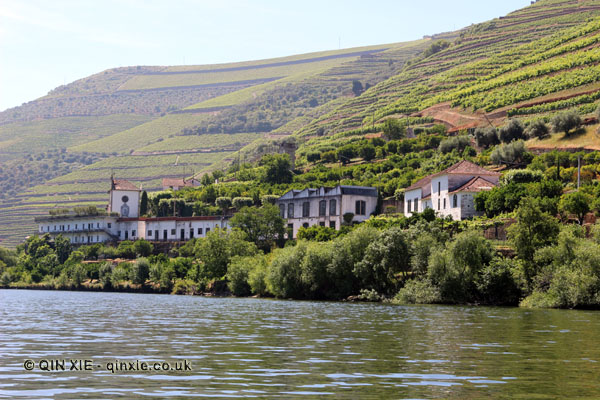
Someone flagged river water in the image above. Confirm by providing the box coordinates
[1,289,599,399]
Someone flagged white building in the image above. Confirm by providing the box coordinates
[276,185,378,238]
[35,177,228,245]
[404,160,500,220]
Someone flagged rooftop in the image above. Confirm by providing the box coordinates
[449,176,497,194]
[111,178,140,191]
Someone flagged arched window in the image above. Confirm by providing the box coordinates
[279,204,285,218]
[453,194,458,208]
[288,203,294,218]
[319,200,327,216]
[303,222,309,228]
[329,199,337,215]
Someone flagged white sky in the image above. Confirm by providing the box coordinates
[0,0,530,112]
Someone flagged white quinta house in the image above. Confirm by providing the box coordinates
[35,177,228,245]
[404,160,500,220]
[276,185,378,238]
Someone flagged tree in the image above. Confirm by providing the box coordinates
[232,197,253,209]
[195,228,257,279]
[526,120,549,139]
[352,80,363,96]
[54,234,72,264]
[260,153,293,184]
[140,191,148,216]
[382,119,405,140]
[508,197,560,284]
[474,126,499,148]
[133,239,153,257]
[337,145,357,164]
[261,195,279,205]
[551,111,582,137]
[354,227,410,294]
[230,204,285,252]
[359,144,376,161]
[306,152,321,162]
[559,191,592,225]
[424,40,450,57]
[498,119,525,143]
[129,257,150,285]
[216,197,232,214]
[490,140,529,166]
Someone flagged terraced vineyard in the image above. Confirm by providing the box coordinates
[3,0,600,247]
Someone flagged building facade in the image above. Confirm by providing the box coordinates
[35,177,228,245]
[276,185,378,238]
[403,160,500,220]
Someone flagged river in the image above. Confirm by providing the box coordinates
[1,289,599,399]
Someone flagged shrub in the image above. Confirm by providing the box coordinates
[526,120,549,139]
[357,288,382,302]
[551,111,582,137]
[129,257,150,285]
[476,258,521,305]
[490,140,529,165]
[501,169,543,185]
[394,279,441,304]
[306,152,321,162]
[247,255,269,296]
[474,126,499,148]
[226,256,254,296]
[499,119,525,143]
[267,242,307,298]
[232,197,253,209]
[438,135,470,154]
[133,240,153,257]
[99,262,113,288]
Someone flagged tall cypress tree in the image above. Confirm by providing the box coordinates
[140,190,148,216]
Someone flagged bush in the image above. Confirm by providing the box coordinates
[476,258,521,305]
[307,152,321,162]
[248,255,269,296]
[498,119,525,143]
[551,111,582,136]
[382,119,405,140]
[438,135,470,154]
[526,120,549,139]
[232,197,253,209]
[129,257,150,285]
[474,126,500,148]
[490,140,529,165]
[357,288,382,302]
[394,279,441,304]
[133,240,153,257]
[501,169,543,185]
[226,256,254,296]
[267,242,307,298]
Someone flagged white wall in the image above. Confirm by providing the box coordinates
[404,188,421,217]
[109,189,140,218]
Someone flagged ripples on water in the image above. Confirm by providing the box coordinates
[1,289,600,398]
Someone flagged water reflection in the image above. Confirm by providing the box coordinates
[1,290,600,398]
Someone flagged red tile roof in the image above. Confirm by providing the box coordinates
[405,175,432,192]
[449,176,497,194]
[111,179,140,191]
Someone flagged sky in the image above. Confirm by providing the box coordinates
[0,0,530,112]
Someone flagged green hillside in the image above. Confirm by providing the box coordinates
[3,0,600,248]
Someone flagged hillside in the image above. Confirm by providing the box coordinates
[0,41,429,247]
[3,0,600,248]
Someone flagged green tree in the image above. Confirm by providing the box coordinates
[140,190,148,216]
[498,119,525,143]
[216,197,232,214]
[474,126,499,149]
[559,191,592,225]
[508,197,560,284]
[382,119,406,140]
[194,228,257,279]
[232,197,253,209]
[526,120,549,139]
[133,239,153,257]
[260,153,293,184]
[129,257,150,285]
[354,227,410,294]
[352,80,363,96]
[359,144,376,161]
[54,234,72,264]
[230,204,285,252]
[551,111,582,137]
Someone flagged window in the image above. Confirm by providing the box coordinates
[319,221,325,227]
[279,204,285,218]
[288,203,294,218]
[414,199,418,212]
[107,223,111,229]
[302,202,310,217]
[171,229,176,235]
[438,199,440,210]
[303,223,309,228]
[96,236,99,242]
[443,198,446,209]
[117,231,121,237]
[67,225,70,230]
[190,229,194,238]
[197,227,203,235]
[330,221,336,229]
[148,230,152,236]
[97,223,100,228]
[329,199,337,215]
[75,237,78,243]
[132,230,136,237]
[206,228,210,233]
[355,200,366,216]
[319,200,326,216]
[438,182,441,193]
[407,200,411,213]
[453,194,458,208]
